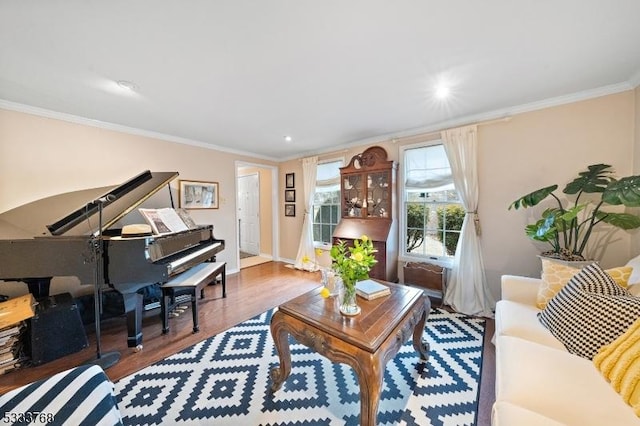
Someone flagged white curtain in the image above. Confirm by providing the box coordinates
[294,156,319,271]
[442,125,495,317]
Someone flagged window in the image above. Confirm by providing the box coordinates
[312,159,342,246]
[401,143,463,260]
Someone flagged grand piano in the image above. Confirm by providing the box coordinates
[0,170,224,349]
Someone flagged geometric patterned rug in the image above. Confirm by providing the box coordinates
[115,308,486,425]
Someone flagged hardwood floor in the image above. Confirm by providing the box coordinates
[0,261,495,425]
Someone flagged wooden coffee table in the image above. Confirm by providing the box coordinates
[269,281,430,425]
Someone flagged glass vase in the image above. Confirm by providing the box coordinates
[338,278,361,316]
[320,268,339,297]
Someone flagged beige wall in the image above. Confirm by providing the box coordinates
[633,86,640,254]
[481,91,635,299]
[0,108,276,297]
[2,89,638,301]
[281,91,637,300]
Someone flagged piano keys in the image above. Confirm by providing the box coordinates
[0,170,225,349]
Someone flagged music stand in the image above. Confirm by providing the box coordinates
[85,198,120,370]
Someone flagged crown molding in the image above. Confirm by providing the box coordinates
[297,81,635,160]
[628,70,640,89]
[1,80,636,163]
[0,99,280,162]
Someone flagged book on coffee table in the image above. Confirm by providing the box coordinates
[356,279,391,300]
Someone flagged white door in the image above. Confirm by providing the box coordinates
[238,173,260,255]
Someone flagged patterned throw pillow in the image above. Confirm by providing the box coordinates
[594,316,640,416]
[537,258,632,309]
[538,262,640,359]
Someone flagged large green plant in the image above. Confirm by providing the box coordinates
[509,164,640,260]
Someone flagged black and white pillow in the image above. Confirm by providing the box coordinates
[538,262,640,359]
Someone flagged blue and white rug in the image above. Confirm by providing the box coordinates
[115,308,485,425]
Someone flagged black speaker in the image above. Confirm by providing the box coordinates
[28,293,89,365]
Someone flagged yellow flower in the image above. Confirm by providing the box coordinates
[361,235,369,242]
[352,252,364,262]
[320,287,331,298]
[302,255,311,264]
[315,248,323,257]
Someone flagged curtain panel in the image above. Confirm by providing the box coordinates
[294,156,319,271]
[442,125,495,317]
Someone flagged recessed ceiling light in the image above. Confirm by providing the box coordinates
[284,135,293,142]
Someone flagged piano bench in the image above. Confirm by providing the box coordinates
[160,261,226,334]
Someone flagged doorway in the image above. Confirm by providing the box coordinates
[237,172,260,256]
[235,162,278,269]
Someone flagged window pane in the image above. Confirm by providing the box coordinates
[318,205,326,223]
[321,224,331,244]
[402,143,462,260]
[330,205,338,223]
[317,160,342,183]
[312,187,340,244]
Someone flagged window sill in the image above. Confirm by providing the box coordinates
[314,242,332,251]
[398,255,454,269]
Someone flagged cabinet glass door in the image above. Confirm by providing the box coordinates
[343,174,364,217]
[366,171,390,217]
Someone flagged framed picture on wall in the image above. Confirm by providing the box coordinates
[179,180,219,209]
[285,173,295,188]
[285,189,295,202]
[285,204,295,217]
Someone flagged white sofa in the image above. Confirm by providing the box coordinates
[491,274,640,425]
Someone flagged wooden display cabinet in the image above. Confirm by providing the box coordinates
[333,146,398,282]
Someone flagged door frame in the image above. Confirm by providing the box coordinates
[234,161,279,266]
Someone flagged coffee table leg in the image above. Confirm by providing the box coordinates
[353,354,385,426]
[413,302,430,360]
[269,310,292,393]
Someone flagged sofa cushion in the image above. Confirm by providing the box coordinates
[537,258,632,309]
[495,335,640,425]
[494,300,565,350]
[594,316,640,416]
[538,262,640,359]
[0,364,122,425]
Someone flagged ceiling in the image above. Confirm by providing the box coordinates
[1,1,640,161]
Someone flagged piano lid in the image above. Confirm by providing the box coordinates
[0,171,178,239]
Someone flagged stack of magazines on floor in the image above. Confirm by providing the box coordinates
[0,294,36,375]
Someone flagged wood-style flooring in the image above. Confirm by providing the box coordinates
[0,261,495,425]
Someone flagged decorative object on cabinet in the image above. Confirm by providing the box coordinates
[332,146,398,282]
[179,180,219,209]
[285,173,295,188]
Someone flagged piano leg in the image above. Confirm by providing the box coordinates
[122,292,143,350]
[23,277,52,299]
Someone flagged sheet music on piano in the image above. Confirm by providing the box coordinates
[139,208,192,235]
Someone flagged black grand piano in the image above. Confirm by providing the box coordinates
[0,170,224,349]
